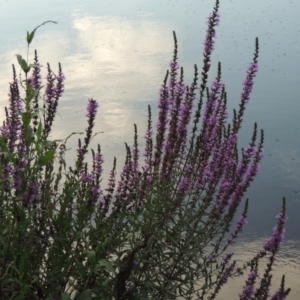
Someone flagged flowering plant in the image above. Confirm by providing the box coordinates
[0,1,291,299]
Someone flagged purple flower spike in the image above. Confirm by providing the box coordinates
[234,38,259,133]
[86,98,99,119]
[197,0,220,97]
[178,176,191,195]
[23,180,41,205]
[75,98,99,169]
[30,50,42,90]
[235,215,248,234]
[154,78,170,168]
[271,291,288,300]
[84,98,98,146]
[223,252,234,265]
[81,173,94,183]
[239,270,259,300]
[270,275,291,300]
[93,152,104,177]
[264,210,287,253]
[241,63,258,104]
[203,11,221,57]
[54,63,65,99]
[207,254,215,263]
[44,67,56,105]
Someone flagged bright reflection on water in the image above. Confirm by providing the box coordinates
[215,238,300,300]
[0,0,299,296]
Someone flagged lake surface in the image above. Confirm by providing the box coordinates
[0,0,299,298]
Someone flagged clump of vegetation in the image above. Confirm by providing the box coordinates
[0,1,290,299]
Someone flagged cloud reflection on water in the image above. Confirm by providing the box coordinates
[0,12,175,183]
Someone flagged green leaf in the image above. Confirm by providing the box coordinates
[22,112,32,127]
[24,125,34,147]
[96,259,115,273]
[76,290,92,300]
[0,136,8,152]
[61,293,71,300]
[26,30,35,45]
[86,250,96,264]
[75,259,87,280]
[2,278,21,287]
[41,139,62,148]
[37,149,56,167]
[35,143,42,156]
[16,54,31,73]
[36,122,42,139]
[97,240,109,251]
[26,86,38,103]
[18,255,29,279]
[31,275,39,284]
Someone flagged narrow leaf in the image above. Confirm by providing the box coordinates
[26,30,35,45]
[16,54,30,73]
[86,250,96,264]
[75,258,87,280]
[22,112,32,127]
[36,122,42,139]
[61,293,71,300]
[0,136,8,152]
[97,259,115,273]
[76,290,92,300]
[37,149,56,166]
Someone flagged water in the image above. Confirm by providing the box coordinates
[0,0,299,298]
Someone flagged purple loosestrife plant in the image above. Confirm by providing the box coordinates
[0,1,291,299]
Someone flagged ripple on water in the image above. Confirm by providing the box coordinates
[215,238,300,300]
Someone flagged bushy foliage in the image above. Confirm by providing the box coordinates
[0,1,291,299]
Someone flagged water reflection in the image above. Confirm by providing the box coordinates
[215,238,300,300]
[60,13,175,182]
[0,13,175,183]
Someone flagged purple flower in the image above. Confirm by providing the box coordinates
[76,98,99,168]
[242,63,258,104]
[270,275,291,300]
[44,63,65,104]
[207,254,215,262]
[23,180,40,205]
[223,252,234,265]
[91,185,99,196]
[102,158,116,214]
[93,152,104,177]
[86,98,99,119]
[271,291,287,300]
[153,83,170,167]
[264,211,287,253]
[43,63,65,138]
[54,64,65,99]
[44,68,56,105]
[12,164,25,192]
[143,129,153,163]
[176,87,194,145]
[30,50,42,90]
[235,50,259,133]
[239,270,259,299]
[1,164,13,190]
[81,173,94,183]
[235,215,248,233]
[178,176,191,195]
[203,12,221,56]
[97,196,105,206]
